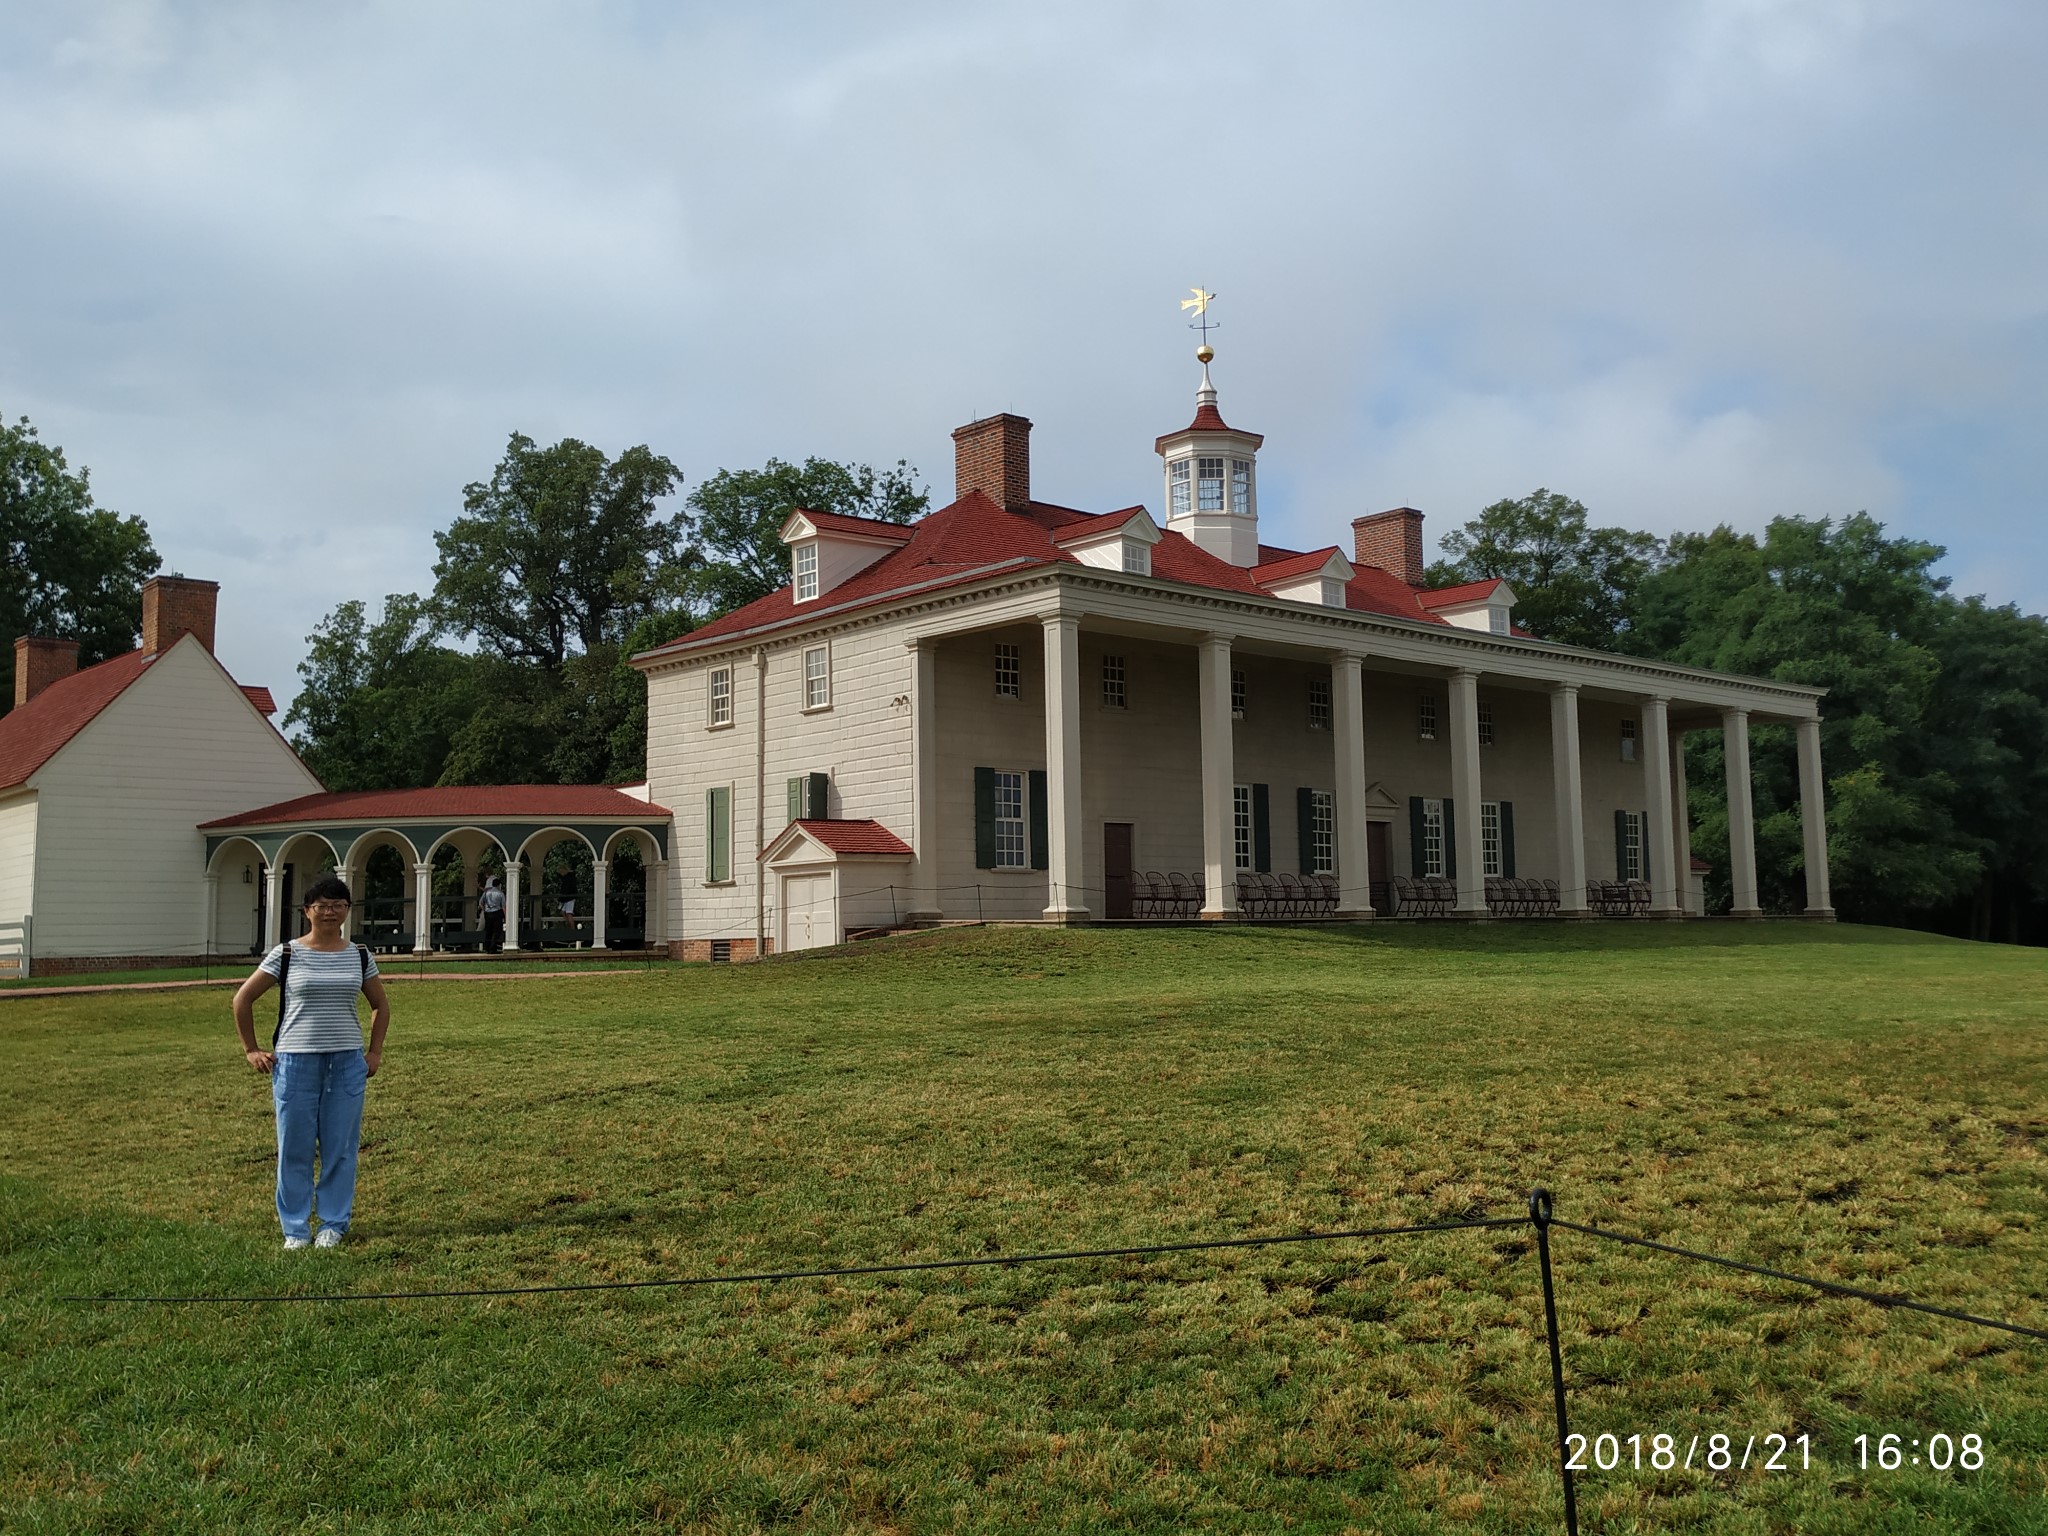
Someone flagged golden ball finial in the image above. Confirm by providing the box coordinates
[1196,343,1214,364]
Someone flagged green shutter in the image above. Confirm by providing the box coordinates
[1615,809,1629,880]
[974,768,997,870]
[1252,784,1271,872]
[786,777,802,826]
[1028,770,1049,871]
[1500,801,1516,878]
[807,771,829,820]
[706,786,730,883]
[1641,809,1650,886]
[1297,788,1316,875]
[1442,798,1457,880]
[1409,796,1426,878]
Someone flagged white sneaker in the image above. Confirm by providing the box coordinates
[284,1235,311,1250]
[314,1227,345,1249]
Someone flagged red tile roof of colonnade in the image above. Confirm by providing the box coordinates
[639,491,1466,661]
[201,785,670,829]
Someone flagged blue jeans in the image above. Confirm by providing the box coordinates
[273,1050,368,1239]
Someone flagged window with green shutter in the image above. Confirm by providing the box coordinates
[705,786,731,883]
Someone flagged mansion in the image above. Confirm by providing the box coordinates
[0,366,1831,973]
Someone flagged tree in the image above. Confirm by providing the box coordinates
[433,433,689,667]
[1,415,159,712]
[1426,489,1664,649]
[684,457,926,615]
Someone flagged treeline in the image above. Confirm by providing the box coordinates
[1427,492,2048,944]
[285,435,926,788]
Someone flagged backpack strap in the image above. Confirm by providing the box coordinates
[271,941,293,1050]
[358,943,370,989]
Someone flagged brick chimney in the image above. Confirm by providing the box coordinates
[13,636,80,708]
[952,413,1032,512]
[141,575,220,657]
[1352,508,1426,588]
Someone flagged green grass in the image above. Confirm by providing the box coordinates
[2,922,2044,1533]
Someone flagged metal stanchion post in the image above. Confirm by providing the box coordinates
[1530,1188,1578,1535]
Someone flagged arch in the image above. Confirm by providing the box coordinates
[602,824,663,863]
[420,824,515,864]
[512,824,600,864]
[205,835,267,876]
[340,826,423,869]
[274,829,343,871]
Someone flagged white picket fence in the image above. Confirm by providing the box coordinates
[0,915,30,980]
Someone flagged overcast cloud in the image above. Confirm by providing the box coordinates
[4,0,2043,698]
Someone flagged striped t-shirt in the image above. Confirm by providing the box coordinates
[259,942,379,1053]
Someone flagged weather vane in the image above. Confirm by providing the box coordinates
[1180,287,1218,361]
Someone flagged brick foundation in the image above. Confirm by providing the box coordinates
[31,953,243,977]
[671,937,774,962]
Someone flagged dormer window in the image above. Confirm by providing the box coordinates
[1197,457,1225,511]
[1169,459,1191,516]
[793,543,819,602]
[1321,578,1346,608]
[1490,609,1509,635]
[1232,460,1252,514]
[1122,541,1150,576]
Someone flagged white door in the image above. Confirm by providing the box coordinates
[781,872,836,951]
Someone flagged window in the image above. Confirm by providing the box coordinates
[1478,701,1495,746]
[1620,717,1638,762]
[793,543,819,603]
[1231,459,1252,514]
[1480,800,1502,878]
[1621,809,1644,880]
[704,785,731,883]
[1308,677,1331,731]
[1121,540,1150,576]
[1101,654,1126,709]
[995,642,1020,698]
[1489,608,1509,635]
[1198,456,1225,511]
[802,645,830,710]
[1420,797,1445,878]
[708,667,732,728]
[1169,458,1191,516]
[1321,577,1346,609]
[1418,692,1439,741]
[993,771,1027,869]
[1233,785,1253,870]
[1231,669,1247,720]
[1310,790,1334,875]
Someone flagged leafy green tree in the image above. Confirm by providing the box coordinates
[1426,489,1663,648]
[0,415,159,712]
[684,457,926,614]
[434,433,689,667]
[285,595,482,791]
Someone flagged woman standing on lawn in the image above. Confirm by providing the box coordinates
[231,875,391,1250]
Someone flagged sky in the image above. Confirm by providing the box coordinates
[4,0,2044,700]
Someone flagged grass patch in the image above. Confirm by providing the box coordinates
[3,922,2044,1532]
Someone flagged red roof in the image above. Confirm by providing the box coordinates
[788,507,917,542]
[1050,506,1149,545]
[241,685,277,715]
[1252,546,1349,584]
[640,491,1454,661]
[787,818,913,857]
[201,785,671,829]
[0,648,154,790]
[1153,400,1265,451]
[1420,578,1507,608]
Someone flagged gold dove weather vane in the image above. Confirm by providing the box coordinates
[1181,287,1219,360]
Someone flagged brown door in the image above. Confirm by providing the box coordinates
[1367,822,1393,917]
[1104,823,1134,919]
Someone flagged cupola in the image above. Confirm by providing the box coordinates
[1154,342,1264,568]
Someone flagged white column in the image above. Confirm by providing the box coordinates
[906,639,941,922]
[1670,729,1694,916]
[1641,696,1680,916]
[504,861,523,951]
[1797,716,1833,917]
[1197,633,1239,918]
[1722,707,1761,917]
[202,874,218,957]
[649,859,669,950]
[1447,668,1486,916]
[1041,615,1087,922]
[262,864,284,952]
[340,863,363,939]
[1549,684,1588,915]
[412,862,434,952]
[1331,653,1371,918]
[591,859,609,948]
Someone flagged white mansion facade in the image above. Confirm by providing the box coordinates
[635,373,1832,956]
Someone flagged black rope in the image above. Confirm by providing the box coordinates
[59,1215,1528,1307]
[1555,1219,2048,1343]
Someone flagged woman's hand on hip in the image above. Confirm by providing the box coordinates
[245,1048,275,1074]
[365,1046,382,1078]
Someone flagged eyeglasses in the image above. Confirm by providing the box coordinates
[306,900,351,913]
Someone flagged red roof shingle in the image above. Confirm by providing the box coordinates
[0,649,153,790]
[201,785,671,830]
[1420,578,1507,607]
[787,818,913,857]
[788,508,917,542]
